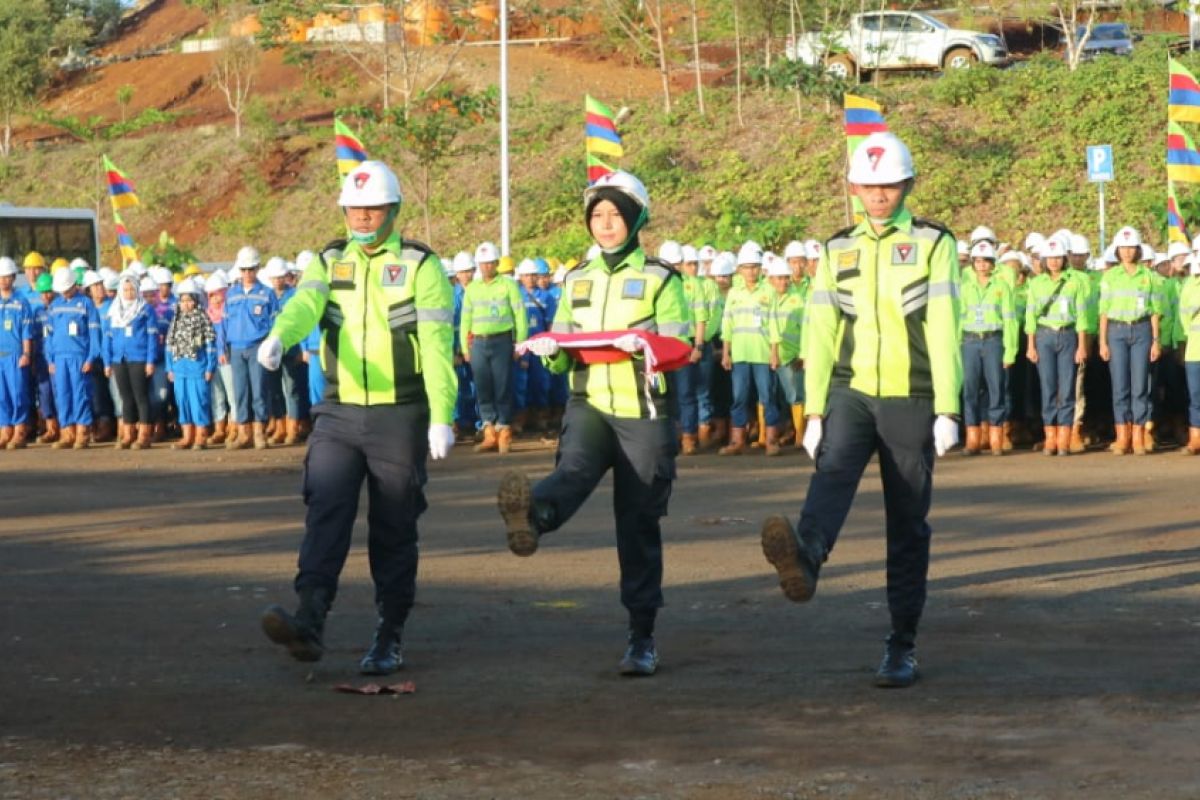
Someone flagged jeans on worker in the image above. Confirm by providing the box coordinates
[1107,320,1152,425]
[730,361,779,428]
[674,356,702,435]
[695,341,715,423]
[961,334,1006,426]
[279,348,309,419]
[469,332,514,428]
[212,361,234,420]
[1035,328,1077,427]
[231,345,270,424]
[454,361,479,430]
[1185,361,1200,428]
[776,360,805,407]
[797,387,933,639]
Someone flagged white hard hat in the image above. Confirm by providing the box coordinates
[956,240,969,257]
[998,250,1023,265]
[657,240,683,265]
[1049,228,1074,245]
[51,267,75,293]
[680,244,698,263]
[697,245,717,262]
[1069,233,1091,256]
[69,257,90,271]
[765,254,792,278]
[783,240,805,259]
[709,252,736,277]
[261,256,288,280]
[81,269,103,288]
[1103,243,1118,263]
[736,241,764,266]
[338,160,402,207]
[98,266,118,283]
[175,278,201,296]
[1040,237,1068,260]
[474,241,499,264]
[969,225,997,245]
[1153,251,1170,268]
[138,276,156,293]
[451,251,475,272]
[0,257,17,278]
[204,272,228,293]
[1191,255,1200,276]
[103,273,120,291]
[1023,232,1045,251]
[150,266,173,285]
[1192,234,1200,253]
[583,170,650,216]
[234,246,261,271]
[516,258,539,276]
[804,240,823,260]
[295,250,316,272]
[1168,241,1192,260]
[585,244,602,261]
[847,132,915,185]
[1113,226,1141,248]
[969,241,997,261]
[285,260,300,275]
[1140,243,1155,262]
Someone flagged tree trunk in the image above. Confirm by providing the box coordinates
[422,164,433,245]
[650,0,672,114]
[733,0,744,127]
[790,0,802,120]
[690,0,705,116]
[2,110,10,157]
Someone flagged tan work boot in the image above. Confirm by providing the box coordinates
[116,421,134,449]
[698,423,713,450]
[52,425,75,449]
[1110,423,1131,455]
[988,425,1004,456]
[0,426,12,447]
[224,422,241,450]
[209,419,227,446]
[1131,424,1148,456]
[1144,419,1157,453]
[270,417,288,445]
[72,424,89,449]
[965,426,981,455]
[1042,426,1058,456]
[474,423,498,453]
[6,424,28,449]
[718,427,747,456]
[979,421,991,452]
[1068,422,1085,454]
[764,426,781,457]
[253,422,268,450]
[680,433,698,456]
[708,419,729,450]
[1002,421,1015,452]
[1186,427,1200,455]
[497,426,513,454]
[192,426,207,450]
[172,424,195,450]
[1056,425,1070,456]
[93,417,115,443]
[283,418,300,446]
[232,423,255,450]
[132,423,153,450]
[37,418,60,444]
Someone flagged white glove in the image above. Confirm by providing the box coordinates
[257,335,283,371]
[802,417,823,460]
[611,333,643,354]
[526,337,560,358]
[933,415,959,457]
[428,423,455,460]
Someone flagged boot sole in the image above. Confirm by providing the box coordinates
[618,659,658,677]
[261,606,323,662]
[498,472,537,556]
[761,515,816,603]
[359,654,404,676]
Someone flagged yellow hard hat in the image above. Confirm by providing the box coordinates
[184,264,201,277]
[497,255,515,274]
[23,251,46,269]
[50,257,69,270]
[563,258,578,270]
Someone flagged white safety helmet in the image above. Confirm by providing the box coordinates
[260,256,288,280]
[969,225,997,245]
[295,250,316,272]
[138,276,156,293]
[847,132,915,185]
[1039,237,1068,260]
[1023,232,1045,252]
[736,241,764,266]
[0,257,17,278]
[657,240,683,265]
[1103,243,1118,264]
[149,266,173,285]
[81,269,103,289]
[764,254,792,278]
[1113,226,1142,248]
[585,244,602,262]
[697,245,716,262]
[1191,255,1200,276]
[1140,243,1155,262]
[175,278,201,297]
[804,240,823,260]
[98,266,118,283]
[1168,241,1192,260]
[680,244,698,263]
[338,160,403,207]
[783,240,806,259]
[1153,251,1170,269]
[451,251,475,273]
[956,240,969,257]
[204,272,228,293]
[516,258,539,276]
[708,252,736,277]
[474,241,499,265]
[126,259,146,275]
[1069,233,1091,256]
[969,241,997,261]
[69,257,91,271]
[234,246,261,271]
[1192,234,1200,253]
[51,267,75,293]
[583,170,650,217]
[102,272,120,291]
[998,250,1023,265]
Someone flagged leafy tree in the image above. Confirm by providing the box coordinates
[0,0,54,157]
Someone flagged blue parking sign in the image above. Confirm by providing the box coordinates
[1087,145,1114,182]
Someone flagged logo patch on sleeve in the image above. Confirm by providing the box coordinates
[892,243,917,265]
[381,264,407,287]
[331,261,356,283]
[621,278,647,300]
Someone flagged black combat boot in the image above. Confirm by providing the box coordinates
[498,471,555,556]
[760,514,826,602]
[359,613,405,675]
[618,635,659,676]
[874,632,918,688]
[261,587,332,662]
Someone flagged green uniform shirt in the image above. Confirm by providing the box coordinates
[805,208,962,417]
[682,273,709,339]
[1175,276,1200,359]
[705,280,725,343]
[270,233,457,425]
[769,284,805,364]
[721,281,774,364]
[1024,271,1089,334]
[961,270,1018,364]
[1099,265,1161,324]
[460,275,527,352]
[545,249,690,419]
[1158,275,1180,347]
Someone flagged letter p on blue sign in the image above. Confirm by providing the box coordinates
[1087,145,1114,183]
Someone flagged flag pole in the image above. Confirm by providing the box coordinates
[499,0,511,257]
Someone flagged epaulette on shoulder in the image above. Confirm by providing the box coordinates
[826,225,857,247]
[642,256,680,280]
[319,239,348,266]
[911,217,954,240]
[400,238,434,257]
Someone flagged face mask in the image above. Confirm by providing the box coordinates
[348,206,399,247]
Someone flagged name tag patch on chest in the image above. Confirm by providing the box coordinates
[837,251,860,271]
[382,264,407,287]
[622,278,647,300]
[331,261,356,284]
[892,244,917,265]
[572,280,592,300]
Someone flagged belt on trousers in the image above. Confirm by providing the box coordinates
[472,330,513,340]
[962,330,1001,340]
[1107,317,1150,326]
[1037,324,1075,333]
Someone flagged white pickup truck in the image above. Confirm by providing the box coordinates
[786,11,1009,80]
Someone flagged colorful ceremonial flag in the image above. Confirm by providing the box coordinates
[334,118,369,177]
[585,95,624,160]
[844,94,888,220]
[1168,121,1200,182]
[1169,58,1200,124]
[586,152,617,184]
[113,210,139,267]
[103,155,139,209]
[1167,181,1191,245]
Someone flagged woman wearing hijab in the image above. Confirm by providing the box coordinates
[165,279,218,450]
[103,273,159,449]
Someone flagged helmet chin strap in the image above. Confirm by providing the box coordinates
[347,205,399,247]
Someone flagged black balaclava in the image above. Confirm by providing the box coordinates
[586,187,645,269]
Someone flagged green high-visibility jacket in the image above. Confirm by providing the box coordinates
[960,270,1018,364]
[269,233,457,425]
[544,248,691,419]
[1157,274,1179,347]
[682,273,709,337]
[721,281,773,364]
[1024,271,1089,334]
[702,279,723,342]
[459,275,527,352]
[1175,276,1200,358]
[769,284,805,364]
[805,208,962,417]
[1099,265,1161,324]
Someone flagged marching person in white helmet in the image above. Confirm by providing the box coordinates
[760,131,962,689]
[223,245,278,449]
[259,159,457,676]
